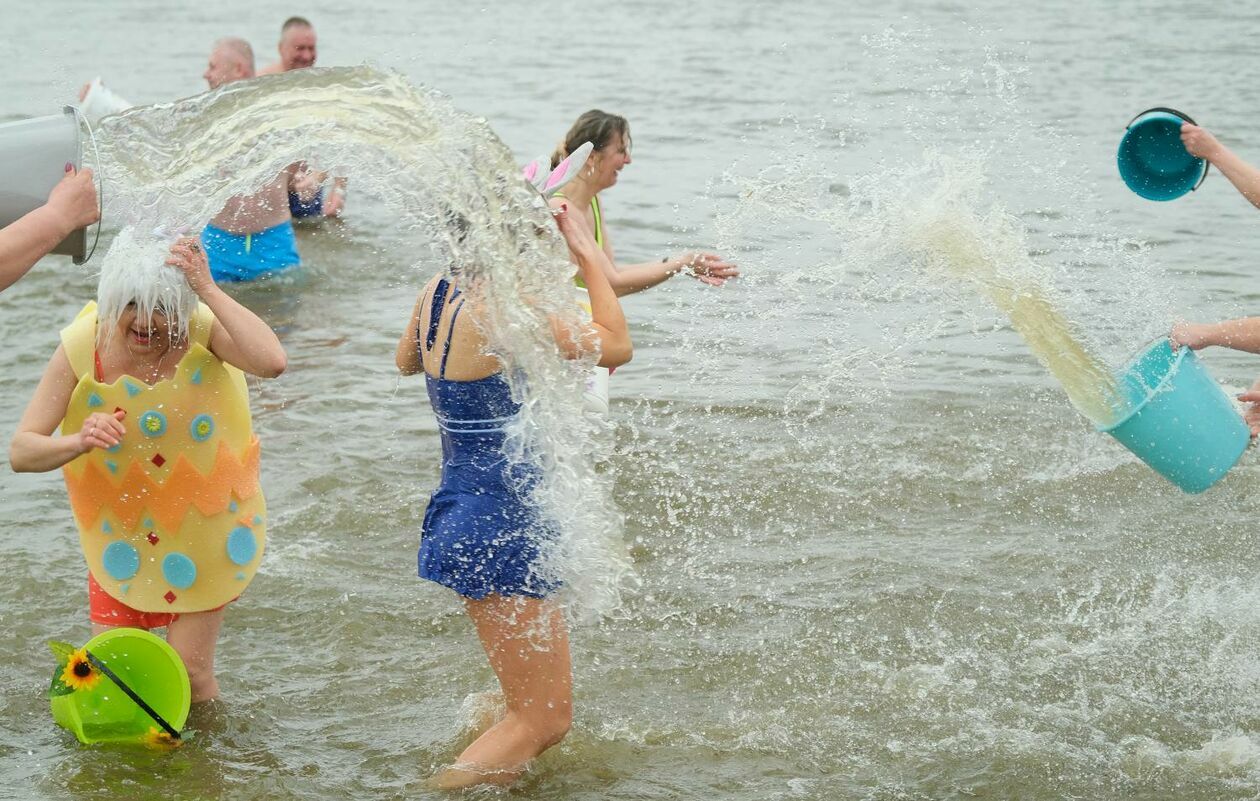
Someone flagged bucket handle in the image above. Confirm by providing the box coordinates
[1125,106,1210,192]
[65,105,103,265]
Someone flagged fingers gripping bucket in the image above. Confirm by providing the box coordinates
[1101,339,1248,493]
[1117,107,1209,201]
[0,106,100,263]
[50,628,190,745]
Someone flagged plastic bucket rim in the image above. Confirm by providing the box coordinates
[1097,338,1186,434]
[1118,108,1207,199]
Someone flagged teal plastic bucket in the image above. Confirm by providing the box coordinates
[1100,339,1248,493]
[1117,107,1208,201]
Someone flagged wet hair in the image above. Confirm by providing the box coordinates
[551,110,631,169]
[281,16,314,34]
[96,228,198,349]
[215,37,255,74]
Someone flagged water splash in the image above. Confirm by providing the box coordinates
[94,66,635,620]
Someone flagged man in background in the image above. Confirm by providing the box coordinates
[259,17,347,219]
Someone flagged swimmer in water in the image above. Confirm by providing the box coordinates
[199,37,322,280]
[0,163,98,292]
[396,202,631,789]
[1172,319,1260,435]
[549,110,739,295]
[9,236,285,703]
[259,16,348,220]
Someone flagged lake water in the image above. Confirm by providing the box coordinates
[3,1,1260,799]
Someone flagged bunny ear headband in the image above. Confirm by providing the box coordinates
[521,142,594,198]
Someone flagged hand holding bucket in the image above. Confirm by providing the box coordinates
[1100,338,1248,493]
[0,107,103,264]
[1117,107,1209,201]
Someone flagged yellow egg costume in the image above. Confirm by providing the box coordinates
[58,302,266,613]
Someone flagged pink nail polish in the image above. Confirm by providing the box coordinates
[64,162,73,173]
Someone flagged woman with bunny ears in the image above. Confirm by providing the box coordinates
[396,151,631,789]
[549,110,739,294]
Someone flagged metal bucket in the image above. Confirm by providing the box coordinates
[0,106,100,264]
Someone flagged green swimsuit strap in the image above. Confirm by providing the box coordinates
[590,194,604,248]
[552,193,604,289]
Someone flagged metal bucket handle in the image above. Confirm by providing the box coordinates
[1125,106,1210,193]
[65,105,102,264]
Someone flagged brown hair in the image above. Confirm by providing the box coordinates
[551,110,631,169]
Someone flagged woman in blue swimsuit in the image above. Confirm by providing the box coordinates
[396,203,631,789]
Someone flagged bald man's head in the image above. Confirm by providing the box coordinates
[278,17,317,71]
[204,37,255,90]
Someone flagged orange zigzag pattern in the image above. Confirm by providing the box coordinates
[64,438,261,533]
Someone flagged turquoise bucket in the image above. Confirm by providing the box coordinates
[1100,339,1248,493]
[1117,107,1209,201]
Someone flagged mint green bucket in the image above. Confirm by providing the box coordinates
[1101,339,1249,493]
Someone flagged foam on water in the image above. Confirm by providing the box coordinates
[92,66,634,620]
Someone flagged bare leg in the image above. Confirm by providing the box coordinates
[432,595,572,790]
[165,608,226,703]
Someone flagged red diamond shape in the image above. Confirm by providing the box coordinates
[146,532,159,545]
[163,590,177,604]
[151,453,166,467]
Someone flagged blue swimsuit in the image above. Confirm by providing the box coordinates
[418,279,558,600]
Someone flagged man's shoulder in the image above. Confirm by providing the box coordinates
[258,63,285,76]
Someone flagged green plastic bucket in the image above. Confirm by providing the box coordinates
[50,628,190,745]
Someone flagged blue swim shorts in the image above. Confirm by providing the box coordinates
[201,221,301,282]
[288,189,323,219]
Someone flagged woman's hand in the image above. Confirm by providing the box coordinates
[1181,123,1224,162]
[165,236,216,297]
[1240,380,1260,438]
[553,202,599,259]
[1170,321,1217,351]
[77,410,126,452]
[672,252,739,286]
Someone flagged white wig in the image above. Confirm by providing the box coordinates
[96,226,198,346]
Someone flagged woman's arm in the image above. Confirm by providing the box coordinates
[166,238,287,378]
[396,291,425,375]
[1182,124,1260,210]
[582,206,738,295]
[0,166,99,293]
[10,346,126,473]
[1172,318,1260,354]
[551,203,632,367]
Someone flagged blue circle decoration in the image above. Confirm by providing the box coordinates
[226,526,258,566]
[102,541,140,581]
[138,410,167,438]
[189,414,215,442]
[161,553,197,590]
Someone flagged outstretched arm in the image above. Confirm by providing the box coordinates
[0,166,99,293]
[1172,318,1260,355]
[1182,124,1260,210]
[166,238,287,378]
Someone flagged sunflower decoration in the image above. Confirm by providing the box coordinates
[49,643,101,695]
[142,726,184,750]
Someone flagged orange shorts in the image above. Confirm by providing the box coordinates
[87,574,229,629]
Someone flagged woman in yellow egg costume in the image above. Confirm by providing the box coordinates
[10,232,286,702]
